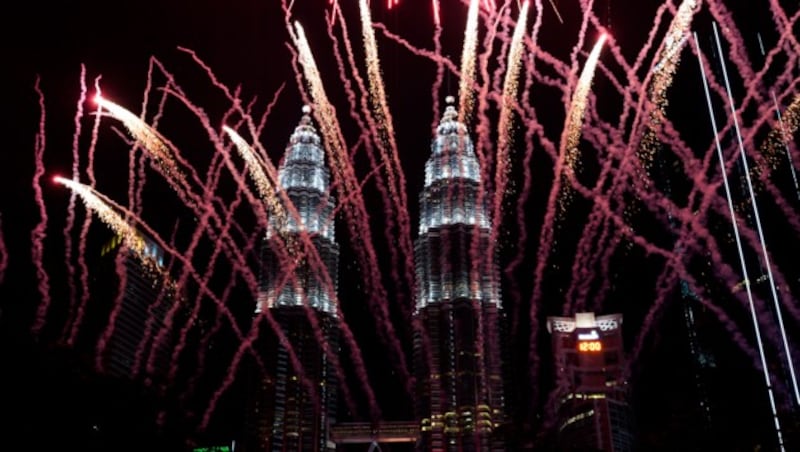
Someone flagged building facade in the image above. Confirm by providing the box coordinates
[546,312,634,452]
[413,99,505,451]
[97,233,179,383]
[246,108,340,451]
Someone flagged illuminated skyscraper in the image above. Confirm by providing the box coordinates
[246,108,339,451]
[413,99,505,451]
[546,312,634,452]
[95,232,179,383]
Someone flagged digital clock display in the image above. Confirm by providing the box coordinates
[578,340,602,352]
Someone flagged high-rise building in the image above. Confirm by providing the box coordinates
[413,99,505,451]
[246,107,340,451]
[96,232,179,383]
[546,312,634,452]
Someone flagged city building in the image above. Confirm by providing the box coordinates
[412,98,506,451]
[95,232,180,384]
[245,107,340,451]
[546,312,634,452]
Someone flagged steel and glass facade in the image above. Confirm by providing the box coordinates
[547,312,634,451]
[247,110,339,452]
[413,102,505,451]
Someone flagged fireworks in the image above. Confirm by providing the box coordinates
[17,0,800,448]
[54,176,147,260]
[94,94,187,186]
[636,0,699,175]
[222,125,284,224]
[492,0,530,240]
[563,33,607,178]
[458,0,482,122]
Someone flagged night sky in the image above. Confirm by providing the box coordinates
[2,1,799,450]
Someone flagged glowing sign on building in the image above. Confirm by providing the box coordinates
[577,330,599,341]
[578,340,603,352]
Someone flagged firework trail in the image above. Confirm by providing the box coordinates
[177,50,369,390]
[705,1,760,94]
[761,91,800,200]
[489,0,528,298]
[132,220,181,381]
[130,57,170,218]
[94,94,188,190]
[563,34,606,179]
[566,0,700,317]
[291,20,411,408]
[552,33,607,252]
[473,2,509,190]
[458,0,482,123]
[374,23,460,75]
[693,34,786,447]
[31,77,52,336]
[61,65,87,332]
[330,7,415,319]
[54,176,150,370]
[503,0,544,337]
[178,223,263,405]
[430,0,446,131]
[62,178,294,422]
[162,74,366,421]
[222,125,285,225]
[633,0,698,176]
[100,245,129,373]
[55,177,147,258]
[526,34,605,386]
[154,153,233,383]
[223,107,367,422]
[66,76,104,345]
[356,0,416,314]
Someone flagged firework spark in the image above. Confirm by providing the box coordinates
[291,20,413,410]
[31,77,52,336]
[635,0,699,174]
[54,176,147,260]
[458,0,482,122]
[222,125,285,224]
[94,94,187,186]
[491,0,529,250]
[563,33,607,178]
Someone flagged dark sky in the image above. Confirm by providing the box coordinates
[1,0,799,450]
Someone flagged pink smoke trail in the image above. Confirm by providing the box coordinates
[149,153,231,381]
[526,34,606,405]
[430,2,446,131]
[30,77,52,336]
[66,76,103,346]
[374,23,460,74]
[329,8,416,323]
[69,181,277,398]
[488,0,528,319]
[131,219,181,381]
[473,1,509,199]
[459,0,482,122]
[159,80,364,422]
[291,20,411,409]
[61,64,87,335]
[95,242,128,372]
[563,34,607,180]
[356,0,416,317]
[504,0,544,338]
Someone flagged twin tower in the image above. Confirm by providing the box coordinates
[247,100,506,451]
